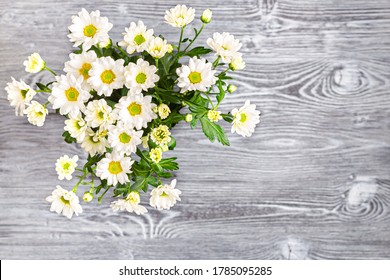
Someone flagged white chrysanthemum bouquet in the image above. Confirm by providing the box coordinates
[5,5,260,219]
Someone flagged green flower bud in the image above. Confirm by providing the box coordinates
[227,84,237,93]
[83,192,94,202]
[201,9,212,24]
[185,114,193,122]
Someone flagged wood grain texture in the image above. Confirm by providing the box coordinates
[1,0,390,259]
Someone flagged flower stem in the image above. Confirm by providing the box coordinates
[183,23,205,53]
[177,27,185,53]
[72,171,87,193]
[155,58,159,68]
[44,66,57,76]
[212,56,221,69]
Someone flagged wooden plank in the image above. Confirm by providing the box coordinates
[1,0,390,259]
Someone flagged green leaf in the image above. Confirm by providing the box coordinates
[36,83,51,92]
[221,113,234,123]
[62,131,76,144]
[167,136,176,150]
[199,117,230,146]
[216,80,226,105]
[131,176,149,192]
[159,157,179,170]
[185,46,213,57]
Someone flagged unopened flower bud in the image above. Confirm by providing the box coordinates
[167,44,173,53]
[229,57,246,71]
[227,84,237,93]
[201,9,212,24]
[83,191,94,202]
[98,38,112,48]
[161,144,169,152]
[185,114,193,122]
[24,53,46,73]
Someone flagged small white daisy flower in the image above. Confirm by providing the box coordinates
[231,100,261,137]
[46,185,82,219]
[24,101,48,127]
[68,8,113,51]
[81,127,109,156]
[118,21,154,54]
[63,51,97,91]
[111,191,148,215]
[150,179,181,210]
[158,103,171,119]
[55,155,79,180]
[147,37,169,59]
[49,74,91,118]
[124,58,159,95]
[23,53,46,73]
[164,5,195,28]
[5,77,36,116]
[207,32,242,63]
[64,113,87,143]
[176,57,217,93]
[84,99,115,128]
[207,110,222,122]
[115,94,157,130]
[150,124,171,146]
[88,57,125,96]
[108,121,143,156]
[96,152,133,186]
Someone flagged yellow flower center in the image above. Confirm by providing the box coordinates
[65,87,79,101]
[135,72,147,84]
[119,132,131,144]
[188,71,202,84]
[79,63,92,79]
[127,102,142,116]
[240,113,247,123]
[108,161,123,175]
[60,196,70,205]
[21,89,28,99]
[134,34,146,45]
[63,162,71,170]
[160,191,169,197]
[83,24,97,37]
[100,70,116,84]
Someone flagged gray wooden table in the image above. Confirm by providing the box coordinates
[1,0,390,259]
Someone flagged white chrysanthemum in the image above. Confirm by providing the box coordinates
[176,57,217,93]
[63,51,97,91]
[88,57,125,96]
[96,152,133,186]
[46,186,82,219]
[158,103,170,119]
[124,58,159,95]
[115,94,157,130]
[147,37,169,59]
[111,191,148,215]
[84,99,115,128]
[164,5,195,28]
[108,121,143,156]
[23,53,46,73]
[207,32,242,63]
[149,147,163,163]
[64,113,87,143]
[81,127,109,156]
[231,100,260,137]
[118,21,154,54]
[55,155,79,180]
[24,101,48,127]
[49,74,91,118]
[68,8,113,51]
[5,77,36,116]
[207,110,222,122]
[150,125,171,145]
[150,179,181,210]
